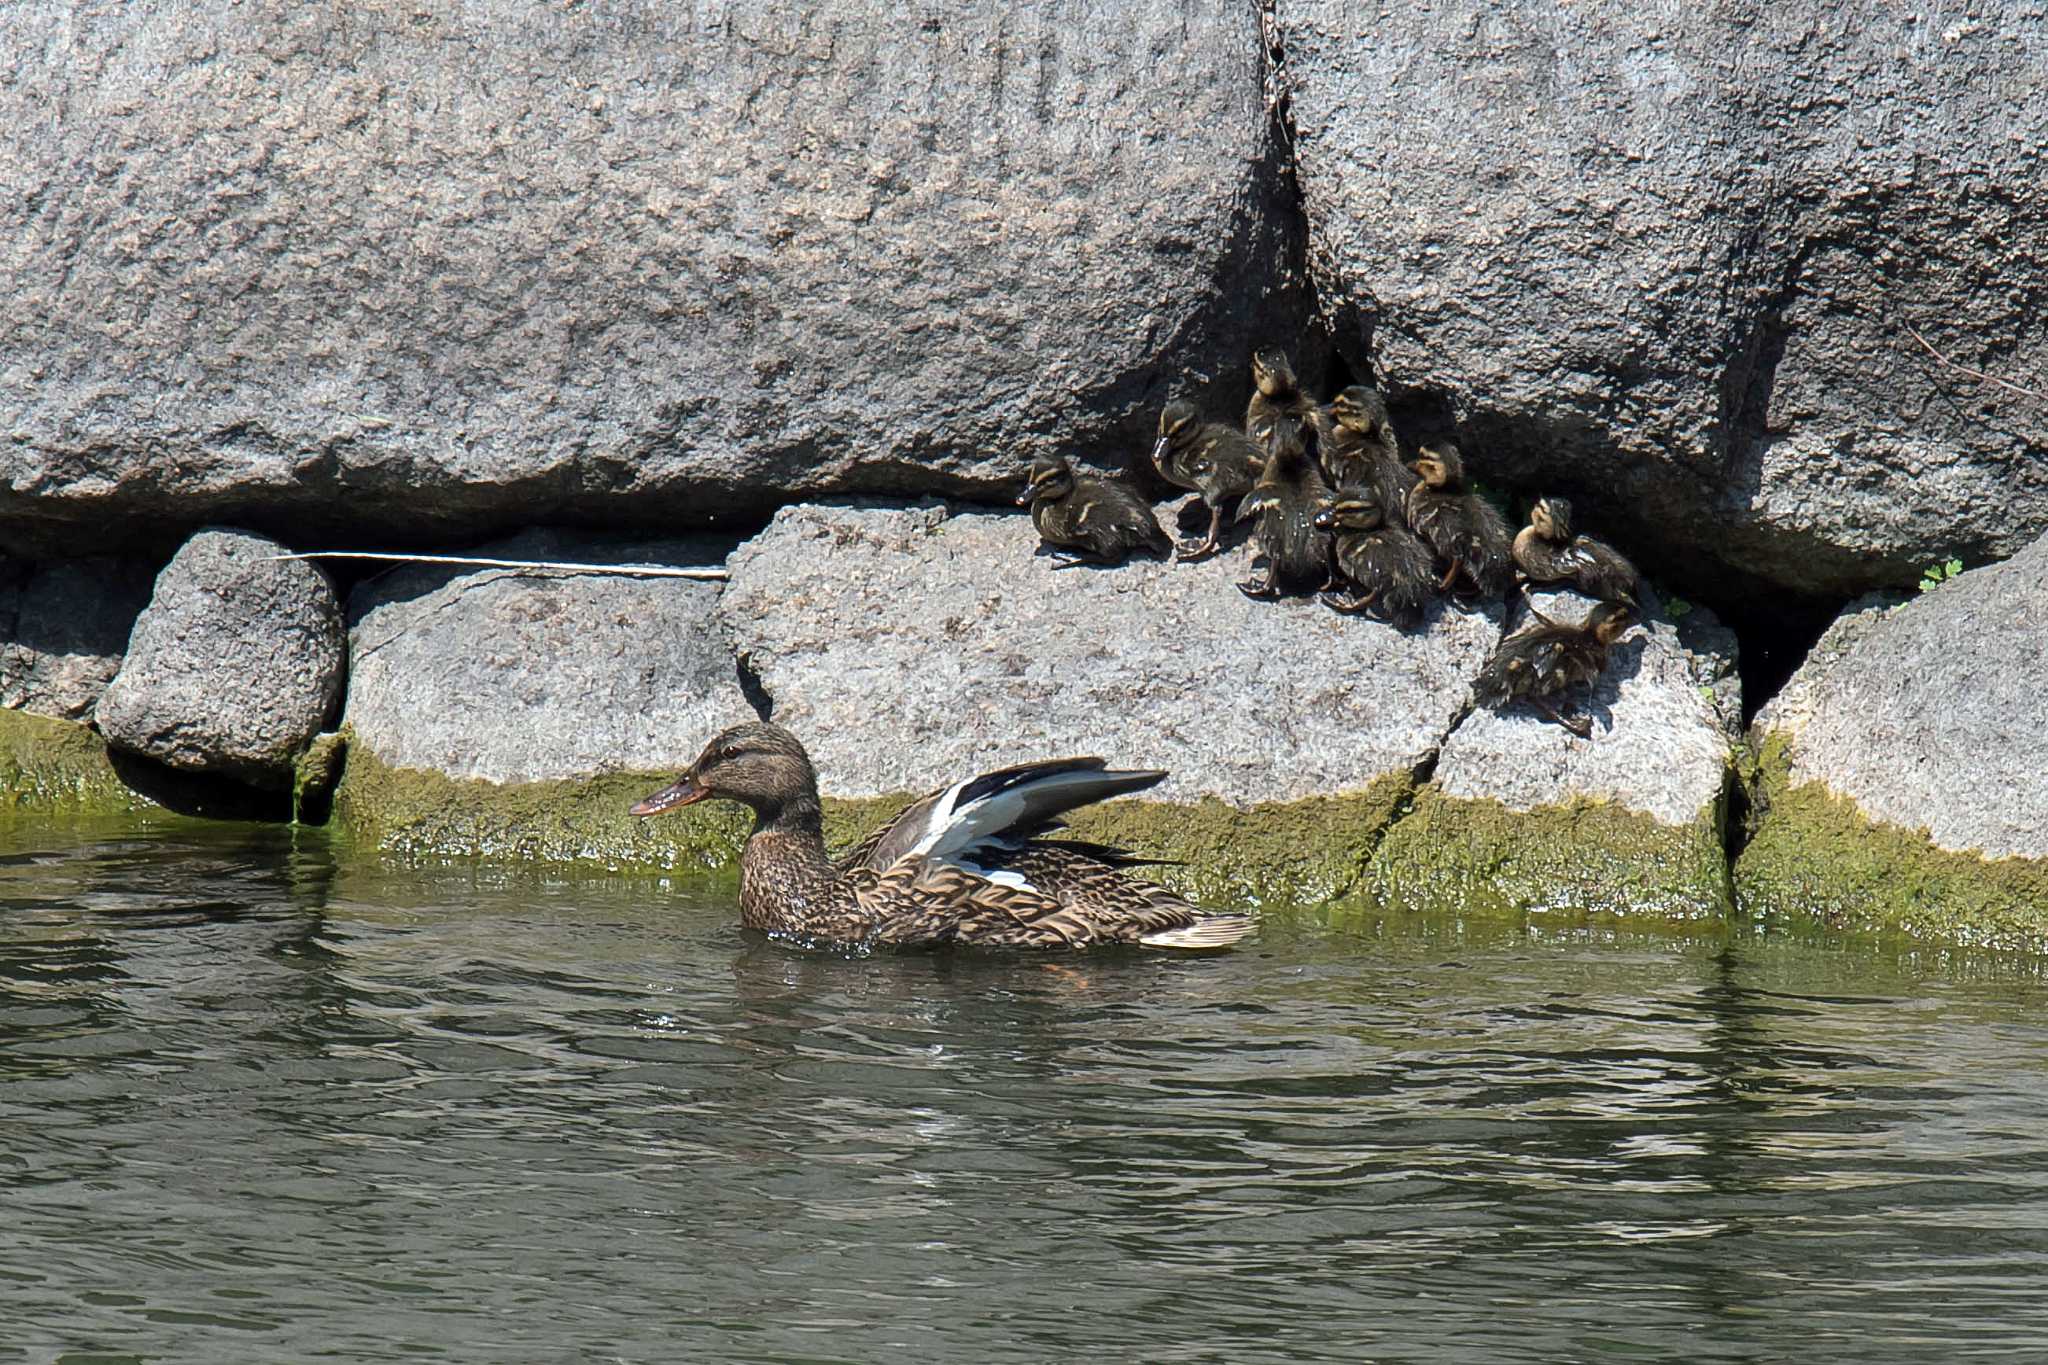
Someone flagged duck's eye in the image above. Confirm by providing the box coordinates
[719,745,746,763]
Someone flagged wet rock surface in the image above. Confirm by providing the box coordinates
[0,2,1304,556]
[94,529,345,788]
[342,531,752,785]
[0,558,153,721]
[718,501,1502,805]
[1276,1,2048,596]
[1750,537,2048,861]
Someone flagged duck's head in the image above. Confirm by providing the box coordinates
[1327,385,1389,435]
[1015,455,1076,507]
[1530,495,1573,541]
[1250,346,1297,398]
[630,722,819,820]
[1411,441,1466,490]
[1313,484,1386,532]
[1152,399,1201,465]
[1587,601,1637,646]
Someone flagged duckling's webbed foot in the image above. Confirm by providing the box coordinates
[1533,697,1594,738]
[1438,559,1463,593]
[1319,588,1380,616]
[1174,505,1227,563]
[1238,574,1279,600]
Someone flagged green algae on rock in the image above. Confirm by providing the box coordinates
[1736,736,2048,950]
[0,708,152,814]
[1370,787,1733,921]
[331,743,750,873]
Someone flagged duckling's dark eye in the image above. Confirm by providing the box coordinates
[719,744,746,763]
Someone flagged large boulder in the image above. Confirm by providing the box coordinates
[333,531,757,866]
[1276,2,2048,596]
[1373,592,1742,917]
[0,557,153,720]
[0,2,1306,556]
[94,529,345,787]
[1739,538,2048,941]
[716,500,1502,901]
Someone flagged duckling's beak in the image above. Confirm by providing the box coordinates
[1014,479,1042,507]
[1148,433,1170,468]
[630,774,709,816]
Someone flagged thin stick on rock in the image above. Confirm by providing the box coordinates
[1902,322,2046,403]
[265,551,729,580]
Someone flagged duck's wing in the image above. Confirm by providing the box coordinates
[844,758,1167,873]
[854,852,1252,951]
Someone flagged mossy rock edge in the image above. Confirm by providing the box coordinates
[1736,732,2048,950]
[0,709,152,815]
[1369,785,1734,921]
[333,741,1415,906]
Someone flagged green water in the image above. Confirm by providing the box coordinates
[4,817,2048,1363]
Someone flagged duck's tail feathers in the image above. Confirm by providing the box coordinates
[1139,914,1257,950]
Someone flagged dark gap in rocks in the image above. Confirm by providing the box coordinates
[107,750,293,822]
[735,651,774,722]
[1695,586,1840,727]
[1719,760,1754,868]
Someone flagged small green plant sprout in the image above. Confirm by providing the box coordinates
[1664,594,1693,619]
[1918,558,1964,592]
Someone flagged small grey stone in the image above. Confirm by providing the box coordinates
[95,529,345,788]
[717,501,1501,805]
[1751,535,2048,860]
[1431,592,1740,828]
[0,558,154,720]
[343,531,753,784]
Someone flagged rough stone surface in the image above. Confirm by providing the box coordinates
[1277,2,2048,596]
[342,530,754,785]
[0,2,1307,556]
[1749,537,2048,861]
[1431,592,1741,828]
[94,529,345,787]
[0,558,154,720]
[717,500,1502,805]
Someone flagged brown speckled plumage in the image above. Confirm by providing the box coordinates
[1473,601,1638,738]
[1246,346,1333,461]
[1017,455,1171,566]
[1150,399,1265,561]
[1406,441,1513,601]
[1322,386,1417,532]
[1314,484,1436,629]
[1512,497,1641,605]
[631,723,1253,951]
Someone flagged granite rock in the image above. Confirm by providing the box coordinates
[342,530,752,785]
[94,529,345,787]
[0,1,1306,556]
[0,557,153,720]
[1276,1,2048,596]
[1432,592,1741,829]
[1750,539,2048,861]
[716,500,1502,805]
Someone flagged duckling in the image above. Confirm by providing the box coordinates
[1312,484,1436,629]
[1246,346,1334,460]
[1149,399,1265,561]
[1235,428,1332,599]
[1473,600,1637,738]
[1017,455,1171,567]
[1322,385,1417,530]
[1513,496,1641,606]
[1405,441,1513,600]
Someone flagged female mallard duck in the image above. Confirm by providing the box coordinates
[1512,496,1641,605]
[1312,484,1436,629]
[1473,600,1637,738]
[1236,427,1333,599]
[1405,441,1513,600]
[1149,399,1265,561]
[1322,385,1417,530]
[1016,455,1172,566]
[1246,346,1333,459]
[630,722,1254,950]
